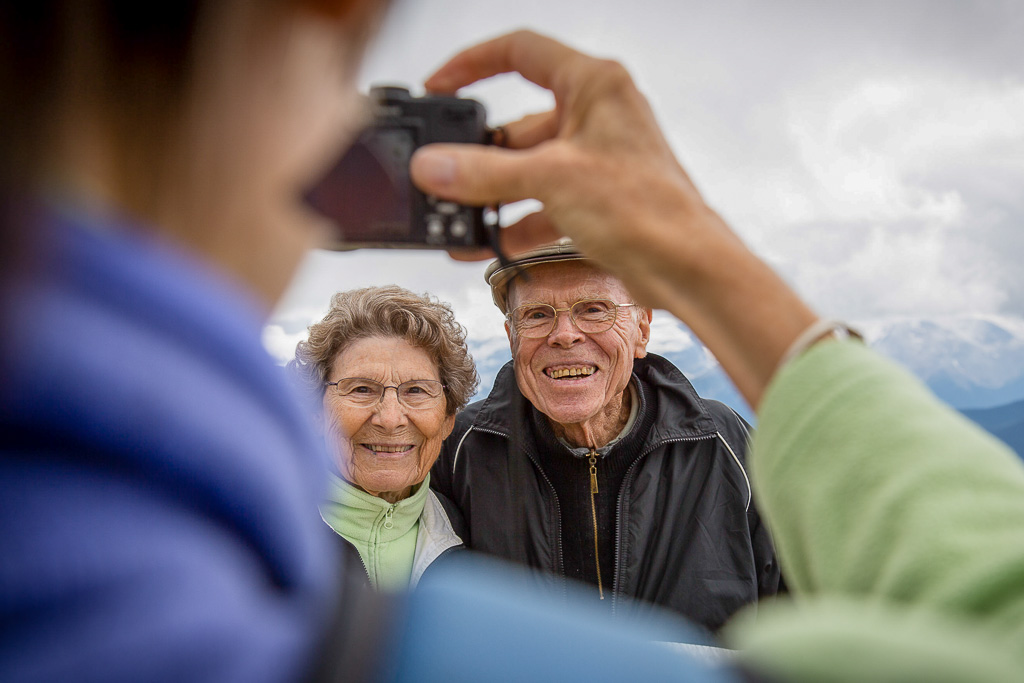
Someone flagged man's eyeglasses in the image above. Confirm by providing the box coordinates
[508,299,637,339]
[325,377,446,409]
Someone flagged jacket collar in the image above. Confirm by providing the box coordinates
[410,491,463,587]
[471,353,720,446]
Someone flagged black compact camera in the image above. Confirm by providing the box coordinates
[305,86,496,250]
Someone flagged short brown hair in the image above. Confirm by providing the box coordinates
[291,285,478,415]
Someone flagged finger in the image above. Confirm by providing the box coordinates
[445,246,495,262]
[498,210,561,251]
[499,110,560,150]
[410,143,555,206]
[445,211,561,262]
[425,30,590,95]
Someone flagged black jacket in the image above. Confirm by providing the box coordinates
[430,353,780,633]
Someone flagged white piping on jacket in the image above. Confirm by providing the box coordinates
[455,422,750,513]
[716,431,751,512]
[451,425,475,477]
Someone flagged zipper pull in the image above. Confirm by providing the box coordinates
[383,505,395,530]
[587,450,604,599]
[588,452,599,494]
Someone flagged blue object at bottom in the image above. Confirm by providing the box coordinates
[387,555,741,682]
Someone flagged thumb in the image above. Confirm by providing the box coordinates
[410,143,544,206]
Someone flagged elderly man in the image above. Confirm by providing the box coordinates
[431,240,781,633]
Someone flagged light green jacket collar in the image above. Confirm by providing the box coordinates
[321,473,429,590]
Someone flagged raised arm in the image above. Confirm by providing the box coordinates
[412,32,1024,681]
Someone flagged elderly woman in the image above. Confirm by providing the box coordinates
[292,285,478,591]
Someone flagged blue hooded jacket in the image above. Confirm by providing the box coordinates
[0,209,336,682]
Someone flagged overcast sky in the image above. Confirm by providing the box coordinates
[265,0,1024,364]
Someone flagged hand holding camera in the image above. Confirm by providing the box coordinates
[406,31,704,276]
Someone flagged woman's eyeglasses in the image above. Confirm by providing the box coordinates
[325,377,446,409]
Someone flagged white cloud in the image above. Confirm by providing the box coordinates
[263,324,306,365]
[764,75,1024,319]
[646,311,698,356]
[861,313,1024,392]
[781,75,1024,226]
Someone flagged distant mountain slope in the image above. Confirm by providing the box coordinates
[960,399,1024,459]
[865,315,1024,409]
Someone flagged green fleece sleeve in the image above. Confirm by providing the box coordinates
[753,339,1024,623]
[723,340,1024,682]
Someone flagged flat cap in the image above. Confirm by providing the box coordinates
[484,237,587,314]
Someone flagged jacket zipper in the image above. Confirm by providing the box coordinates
[472,426,720,610]
[611,433,716,615]
[588,450,604,599]
[363,502,397,586]
[473,425,568,600]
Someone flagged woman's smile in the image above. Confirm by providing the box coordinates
[361,443,416,456]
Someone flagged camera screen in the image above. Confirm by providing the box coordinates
[304,125,415,243]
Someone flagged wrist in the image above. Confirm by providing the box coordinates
[776,319,865,373]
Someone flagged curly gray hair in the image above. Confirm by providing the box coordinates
[290,285,479,415]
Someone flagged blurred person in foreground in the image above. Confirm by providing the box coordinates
[410,30,1024,682]
[291,286,474,590]
[0,3,744,683]
[432,240,779,633]
[0,2,392,680]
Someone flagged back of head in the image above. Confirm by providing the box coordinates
[0,0,392,317]
[0,0,214,351]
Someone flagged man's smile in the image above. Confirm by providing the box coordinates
[544,364,598,380]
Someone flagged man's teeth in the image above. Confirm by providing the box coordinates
[367,445,411,453]
[548,366,596,379]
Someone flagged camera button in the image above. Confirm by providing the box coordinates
[427,216,445,237]
[450,219,468,238]
[436,201,459,215]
